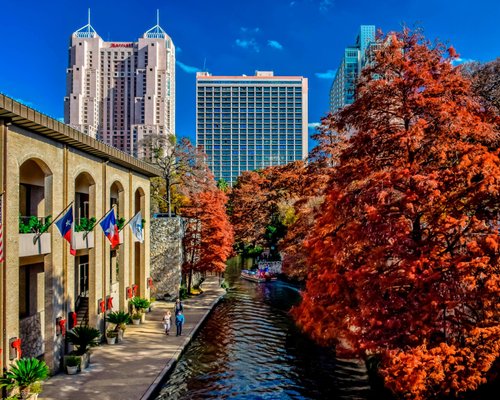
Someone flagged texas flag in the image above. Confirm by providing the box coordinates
[100,208,120,249]
[55,206,76,256]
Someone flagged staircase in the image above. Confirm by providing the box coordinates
[75,297,89,327]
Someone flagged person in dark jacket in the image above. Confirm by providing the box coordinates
[175,311,185,336]
[174,298,184,316]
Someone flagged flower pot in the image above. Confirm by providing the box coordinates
[80,352,90,370]
[140,313,146,323]
[117,329,124,342]
[132,318,140,325]
[106,336,116,345]
[67,365,79,375]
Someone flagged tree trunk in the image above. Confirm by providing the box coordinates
[188,267,193,295]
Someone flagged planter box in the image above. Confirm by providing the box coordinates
[19,233,51,257]
[72,231,94,250]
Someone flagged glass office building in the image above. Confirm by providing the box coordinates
[329,25,376,113]
[196,71,308,185]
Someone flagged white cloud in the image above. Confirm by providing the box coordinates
[452,57,476,66]
[308,122,321,130]
[235,38,260,52]
[267,40,283,50]
[315,69,337,79]
[176,60,201,74]
[319,0,334,12]
[240,27,260,34]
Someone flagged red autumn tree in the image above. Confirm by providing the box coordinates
[229,170,270,246]
[182,188,234,292]
[294,29,500,399]
[280,119,349,280]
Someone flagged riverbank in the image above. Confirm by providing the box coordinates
[40,275,226,400]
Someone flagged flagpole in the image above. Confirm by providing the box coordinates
[84,204,116,240]
[34,201,74,244]
[119,211,140,232]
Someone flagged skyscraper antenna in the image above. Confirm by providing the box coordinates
[157,9,159,26]
[203,58,207,71]
[88,8,91,33]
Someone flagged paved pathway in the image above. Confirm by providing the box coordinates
[40,275,225,400]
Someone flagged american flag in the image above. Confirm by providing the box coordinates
[0,194,3,263]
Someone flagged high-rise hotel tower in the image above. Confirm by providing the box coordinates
[196,71,308,185]
[329,25,376,113]
[64,12,175,157]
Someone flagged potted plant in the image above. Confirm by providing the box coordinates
[106,329,118,344]
[65,355,81,375]
[130,297,150,321]
[66,325,101,369]
[131,312,142,325]
[0,357,49,399]
[106,311,131,342]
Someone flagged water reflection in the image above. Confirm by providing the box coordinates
[156,260,373,400]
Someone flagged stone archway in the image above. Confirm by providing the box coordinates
[18,158,53,360]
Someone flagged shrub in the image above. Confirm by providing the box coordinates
[65,355,81,368]
[66,326,101,355]
[130,297,150,311]
[179,284,188,300]
[0,358,49,393]
[74,217,97,232]
[106,311,131,330]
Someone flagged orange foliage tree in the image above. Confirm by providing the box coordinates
[170,139,234,293]
[280,118,348,280]
[229,161,305,260]
[294,29,500,399]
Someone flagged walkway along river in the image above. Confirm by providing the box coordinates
[155,259,379,400]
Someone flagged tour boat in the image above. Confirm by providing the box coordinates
[240,269,277,283]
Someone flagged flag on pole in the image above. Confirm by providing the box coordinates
[0,194,4,262]
[100,208,120,249]
[55,206,76,256]
[129,211,144,243]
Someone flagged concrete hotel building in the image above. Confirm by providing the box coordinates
[329,25,376,113]
[64,13,175,157]
[196,71,308,185]
[0,95,160,371]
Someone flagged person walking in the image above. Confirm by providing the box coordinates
[162,310,172,335]
[175,311,185,336]
[174,298,184,316]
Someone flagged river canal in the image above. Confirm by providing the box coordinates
[155,260,379,400]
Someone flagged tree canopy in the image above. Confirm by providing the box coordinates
[293,29,500,399]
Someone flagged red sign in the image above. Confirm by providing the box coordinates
[110,43,133,48]
[11,339,22,359]
[70,312,77,328]
[58,319,67,336]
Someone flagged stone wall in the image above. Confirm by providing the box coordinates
[20,313,44,358]
[150,217,184,300]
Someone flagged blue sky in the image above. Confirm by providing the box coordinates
[0,0,499,147]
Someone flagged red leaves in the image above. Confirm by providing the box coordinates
[293,28,500,398]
